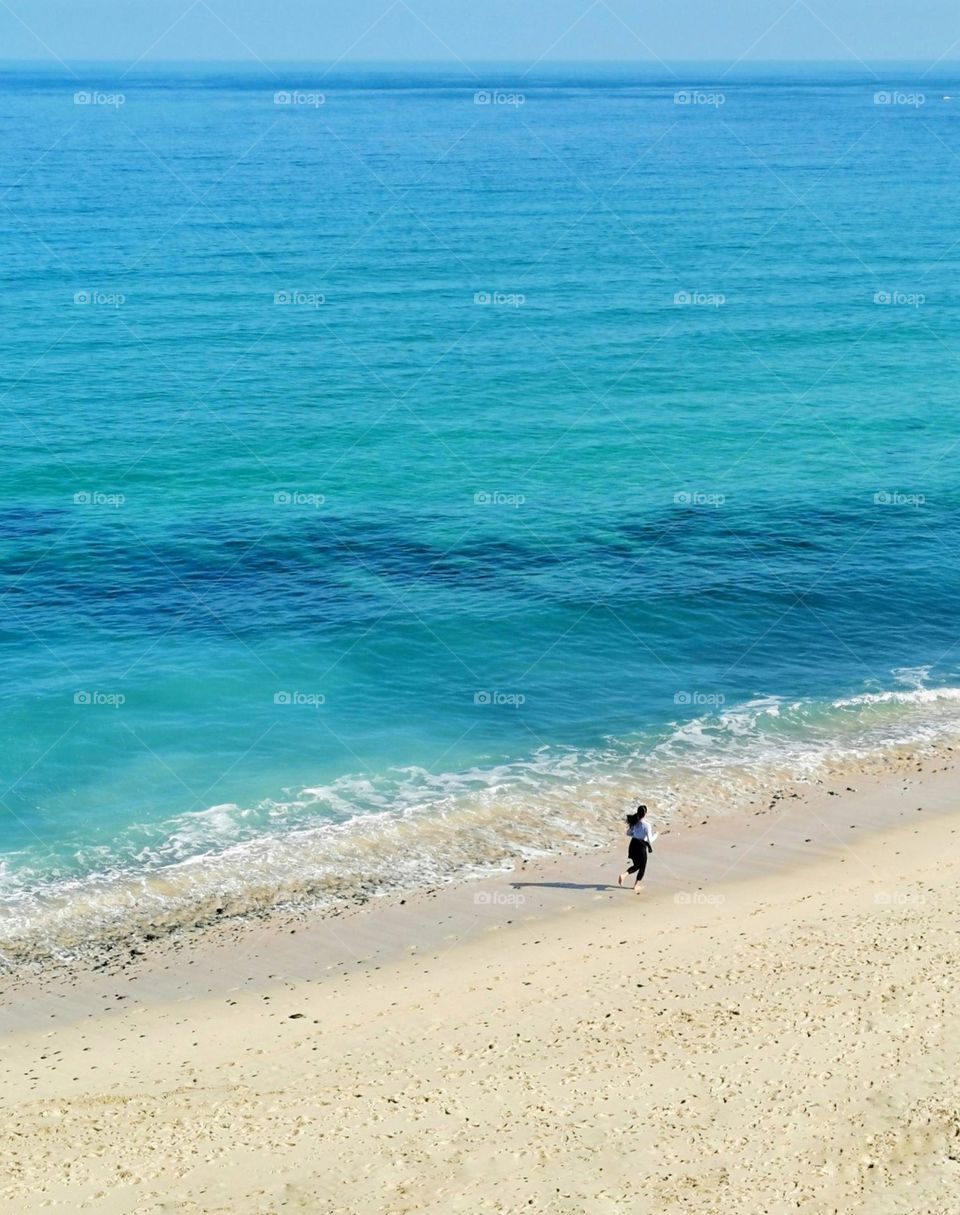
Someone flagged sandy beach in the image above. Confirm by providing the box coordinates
[1,755,958,1214]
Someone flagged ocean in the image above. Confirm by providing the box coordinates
[3,61,960,960]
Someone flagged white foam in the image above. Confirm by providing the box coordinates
[833,686,960,708]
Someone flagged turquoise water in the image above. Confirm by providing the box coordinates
[4,62,960,956]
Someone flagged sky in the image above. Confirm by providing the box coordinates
[0,0,959,66]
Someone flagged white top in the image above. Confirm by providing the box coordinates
[627,821,653,844]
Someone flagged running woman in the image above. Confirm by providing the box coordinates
[619,804,653,893]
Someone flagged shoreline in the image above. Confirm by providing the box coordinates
[1,744,955,1031]
[6,687,960,973]
[2,752,958,1210]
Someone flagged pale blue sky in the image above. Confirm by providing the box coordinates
[1,0,958,65]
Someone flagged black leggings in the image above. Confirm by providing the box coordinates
[626,839,648,883]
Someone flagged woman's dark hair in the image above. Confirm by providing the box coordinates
[626,811,639,827]
[636,804,647,817]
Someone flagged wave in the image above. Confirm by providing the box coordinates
[3,678,960,965]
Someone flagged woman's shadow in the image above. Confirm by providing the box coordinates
[510,880,622,892]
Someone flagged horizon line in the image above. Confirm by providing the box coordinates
[2,56,960,66]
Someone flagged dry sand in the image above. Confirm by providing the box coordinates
[1,758,958,1213]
